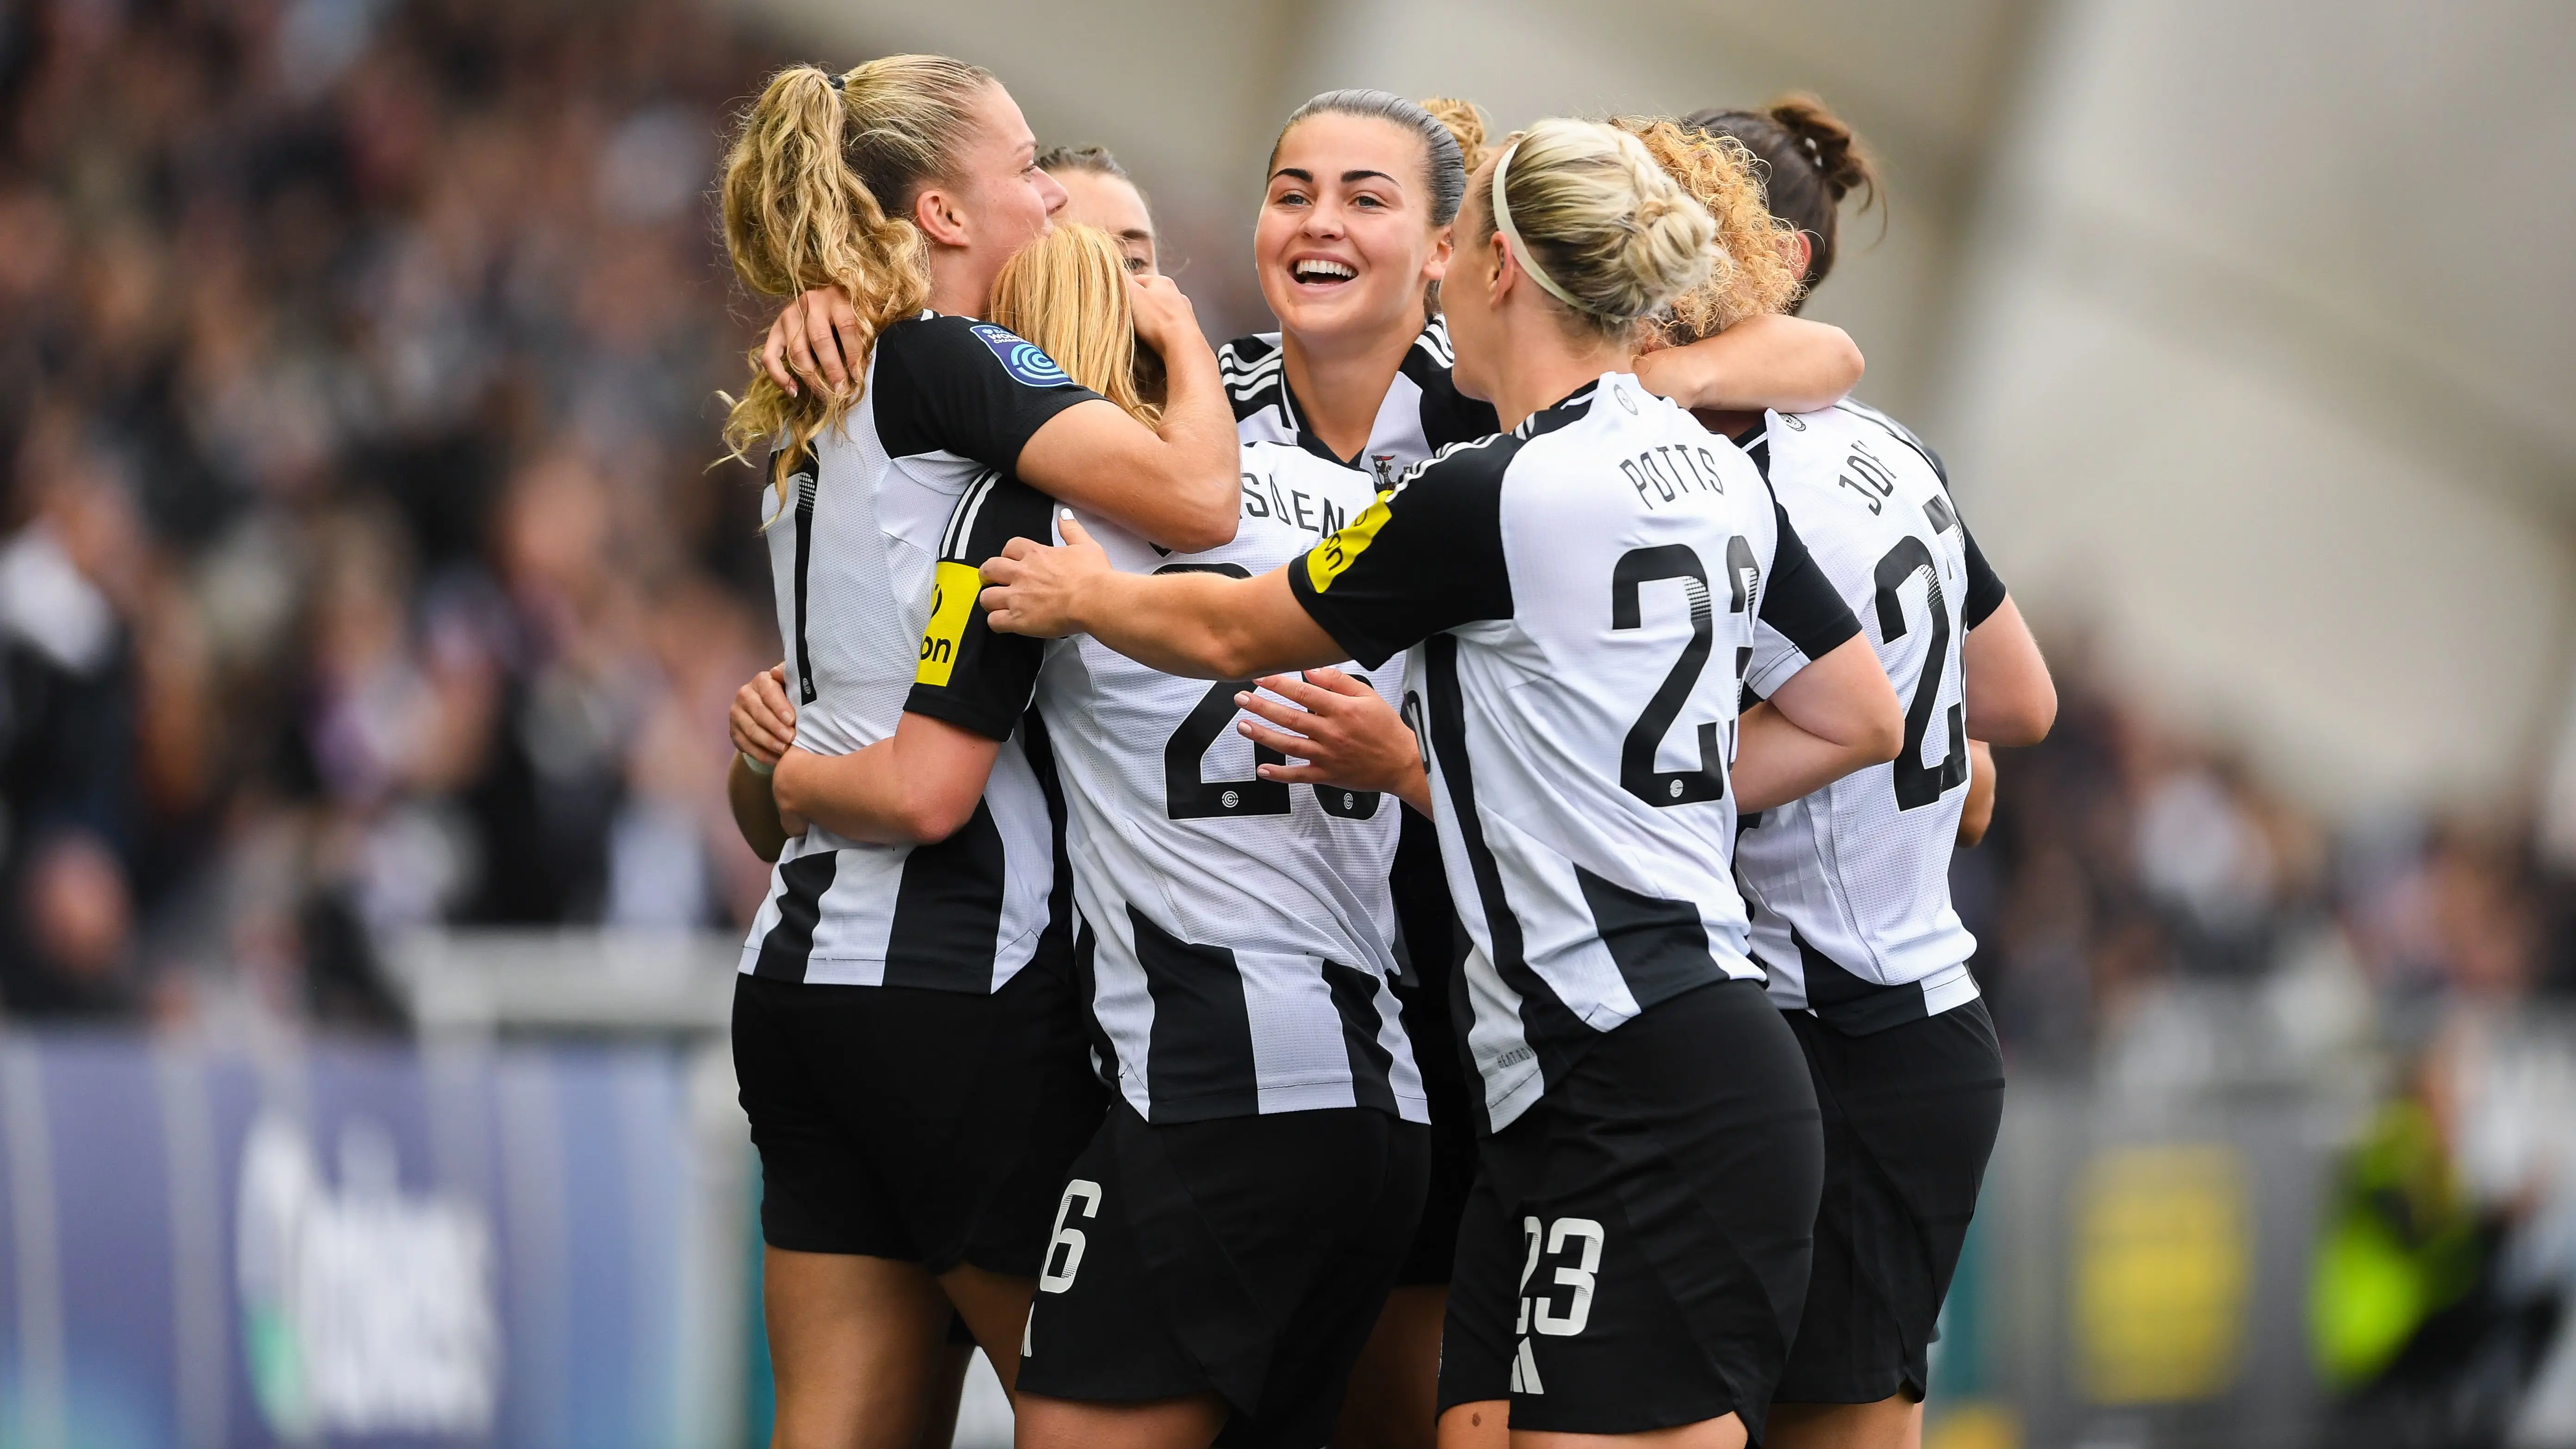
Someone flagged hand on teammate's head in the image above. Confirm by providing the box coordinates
[1126,275,1199,356]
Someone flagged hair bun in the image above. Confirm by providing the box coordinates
[1766,93,1874,209]
[1420,96,1489,174]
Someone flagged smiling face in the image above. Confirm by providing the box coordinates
[1256,111,1450,352]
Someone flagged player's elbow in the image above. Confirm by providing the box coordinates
[892,782,982,845]
[1158,480,1240,555]
[1791,324,1865,411]
[1850,675,1905,764]
[1975,676,2057,749]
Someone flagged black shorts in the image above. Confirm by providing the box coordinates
[1438,978,1822,1439]
[1389,812,1477,1286]
[1016,1102,1430,1449]
[733,959,1104,1275]
[1777,996,2004,1405]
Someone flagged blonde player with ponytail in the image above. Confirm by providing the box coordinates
[715,57,1253,1449]
[978,118,1908,1449]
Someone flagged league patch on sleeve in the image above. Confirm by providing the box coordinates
[968,323,1073,388]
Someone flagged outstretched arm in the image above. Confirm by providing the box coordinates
[1633,313,1864,415]
[978,515,1347,681]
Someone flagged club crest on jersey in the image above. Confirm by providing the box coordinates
[969,323,1071,388]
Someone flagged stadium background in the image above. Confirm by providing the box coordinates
[1,0,2572,1445]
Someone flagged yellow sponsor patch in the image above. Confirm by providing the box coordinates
[915,560,980,686]
[1303,492,1395,594]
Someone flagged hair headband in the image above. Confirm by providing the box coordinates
[826,69,847,92]
[1489,139,1613,318]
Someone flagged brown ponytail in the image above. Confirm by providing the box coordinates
[1681,92,1880,303]
[718,56,993,497]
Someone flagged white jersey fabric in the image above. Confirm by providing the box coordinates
[1288,375,1863,1131]
[739,312,1099,992]
[1735,402,2009,1031]
[905,443,1427,1126]
[1221,317,1499,487]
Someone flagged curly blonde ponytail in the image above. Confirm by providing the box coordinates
[718,56,992,496]
[1612,118,1802,339]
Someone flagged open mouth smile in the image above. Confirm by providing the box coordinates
[1289,257,1358,286]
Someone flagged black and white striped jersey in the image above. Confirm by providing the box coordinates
[1288,375,1863,1132]
[739,312,1101,992]
[1734,402,2009,1032]
[906,442,1428,1126]
[1220,316,1499,487]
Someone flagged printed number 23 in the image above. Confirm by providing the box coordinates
[1611,540,1754,808]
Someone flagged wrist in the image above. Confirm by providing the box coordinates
[739,748,776,777]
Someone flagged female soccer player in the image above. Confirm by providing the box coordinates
[772,219,1433,1449]
[977,118,1907,1449]
[713,56,1245,1449]
[1656,99,2057,1449]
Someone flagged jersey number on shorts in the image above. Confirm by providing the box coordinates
[1611,540,1755,809]
[1872,537,1967,810]
[1157,563,1381,821]
[1517,1215,1604,1338]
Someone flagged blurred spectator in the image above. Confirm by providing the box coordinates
[0,0,786,1027]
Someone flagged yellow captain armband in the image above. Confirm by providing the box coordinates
[1304,492,1395,594]
[916,561,981,686]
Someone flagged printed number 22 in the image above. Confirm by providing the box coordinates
[1873,538,1966,809]
[1611,540,1754,808]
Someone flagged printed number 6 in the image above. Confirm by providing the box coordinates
[1532,1217,1604,1338]
[1039,1179,1101,1293]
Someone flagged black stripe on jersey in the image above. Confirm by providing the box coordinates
[1322,960,1401,1115]
[1422,634,1591,1132]
[753,849,837,980]
[791,465,820,705]
[1073,914,1119,1085]
[1020,705,1077,974]
[1130,906,1260,1121]
[882,798,1010,990]
[1573,866,1724,1009]
[1791,925,1932,1035]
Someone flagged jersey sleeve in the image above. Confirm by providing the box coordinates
[1746,497,1862,697]
[1960,523,2009,630]
[902,475,1058,741]
[872,316,1103,471]
[1286,440,1517,669]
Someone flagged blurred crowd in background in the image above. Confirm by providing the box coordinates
[5,0,2573,1055]
[7,0,2576,1439]
[0,0,792,1028]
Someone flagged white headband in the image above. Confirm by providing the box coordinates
[1489,139,1615,319]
